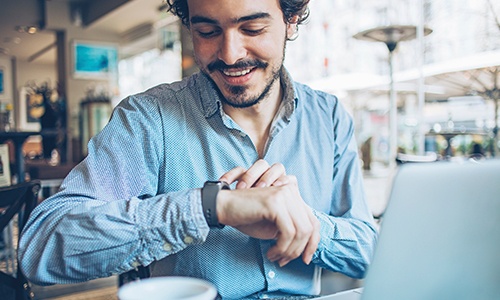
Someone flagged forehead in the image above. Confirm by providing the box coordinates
[186,0,283,23]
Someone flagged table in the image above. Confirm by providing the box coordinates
[0,130,57,183]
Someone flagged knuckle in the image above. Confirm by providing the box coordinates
[241,171,255,181]
[288,175,298,183]
[272,162,286,172]
[299,227,314,242]
[296,224,310,238]
[287,248,302,259]
[235,166,246,173]
[221,166,246,181]
[256,159,270,168]
[279,226,296,240]
[293,248,303,258]
[275,242,288,254]
[262,159,271,167]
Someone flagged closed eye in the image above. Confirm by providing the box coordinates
[195,28,221,38]
[243,28,265,36]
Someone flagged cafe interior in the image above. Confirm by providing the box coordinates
[1,0,500,299]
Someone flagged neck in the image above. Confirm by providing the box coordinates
[223,79,282,158]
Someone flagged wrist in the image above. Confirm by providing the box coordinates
[215,189,230,226]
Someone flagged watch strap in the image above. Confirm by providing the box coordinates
[202,181,230,228]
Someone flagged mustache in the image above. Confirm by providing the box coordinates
[207,59,268,73]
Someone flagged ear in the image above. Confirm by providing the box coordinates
[286,15,299,39]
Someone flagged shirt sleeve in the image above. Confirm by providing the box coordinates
[18,96,210,285]
[310,100,378,279]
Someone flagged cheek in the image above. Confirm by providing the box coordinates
[251,37,284,59]
[192,38,217,64]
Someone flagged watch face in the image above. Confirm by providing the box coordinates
[206,181,221,185]
[205,181,229,187]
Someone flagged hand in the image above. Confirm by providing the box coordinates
[217,161,320,267]
[218,159,292,240]
[219,159,289,189]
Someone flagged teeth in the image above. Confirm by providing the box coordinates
[222,68,252,77]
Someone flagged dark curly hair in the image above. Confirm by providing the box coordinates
[164,0,310,27]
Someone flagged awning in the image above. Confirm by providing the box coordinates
[307,50,500,102]
[395,50,500,100]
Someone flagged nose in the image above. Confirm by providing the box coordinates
[218,31,246,66]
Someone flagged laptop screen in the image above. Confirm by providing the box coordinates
[361,159,500,300]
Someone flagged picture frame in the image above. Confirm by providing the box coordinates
[71,40,118,79]
[0,58,13,102]
[18,87,41,132]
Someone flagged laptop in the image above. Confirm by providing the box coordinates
[318,159,500,300]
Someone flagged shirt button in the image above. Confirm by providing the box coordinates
[163,242,172,252]
[184,236,194,244]
[268,270,275,279]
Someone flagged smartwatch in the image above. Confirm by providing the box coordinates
[202,181,230,228]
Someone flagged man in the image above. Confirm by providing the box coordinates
[18,0,377,299]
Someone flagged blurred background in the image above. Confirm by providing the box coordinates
[0,0,499,171]
[291,0,500,168]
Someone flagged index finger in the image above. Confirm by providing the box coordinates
[255,163,286,188]
[219,166,247,185]
[235,159,271,189]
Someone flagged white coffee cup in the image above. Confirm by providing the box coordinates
[118,276,218,300]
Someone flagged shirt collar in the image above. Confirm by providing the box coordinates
[196,72,225,118]
[279,68,298,122]
[196,68,298,119]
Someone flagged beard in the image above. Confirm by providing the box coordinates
[219,62,282,108]
[198,41,287,109]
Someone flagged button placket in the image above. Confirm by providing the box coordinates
[259,240,280,290]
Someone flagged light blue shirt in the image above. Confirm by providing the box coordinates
[19,69,377,299]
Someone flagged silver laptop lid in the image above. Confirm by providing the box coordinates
[362,159,500,300]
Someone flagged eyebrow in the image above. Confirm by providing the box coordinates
[190,12,272,25]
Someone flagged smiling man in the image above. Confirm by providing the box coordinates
[188,0,297,158]
[190,2,286,109]
[18,0,377,299]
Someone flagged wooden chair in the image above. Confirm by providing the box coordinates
[0,180,41,300]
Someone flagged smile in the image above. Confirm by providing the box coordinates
[222,67,254,77]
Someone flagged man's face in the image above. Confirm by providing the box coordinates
[187,0,296,108]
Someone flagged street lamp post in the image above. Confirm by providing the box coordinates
[354,25,432,165]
